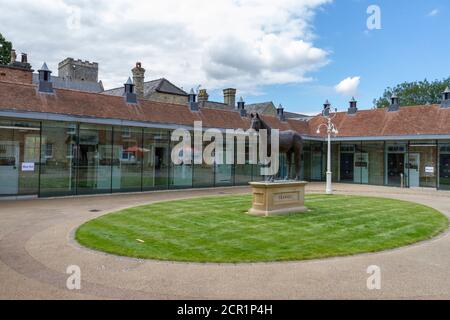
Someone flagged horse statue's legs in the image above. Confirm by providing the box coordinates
[285,151,293,181]
[294,137,303,181]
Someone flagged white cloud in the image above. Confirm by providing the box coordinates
[334,76,360,96]
[0,0,331,94]
[427,9,439,17]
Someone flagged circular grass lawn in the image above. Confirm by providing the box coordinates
[75,194,448,263]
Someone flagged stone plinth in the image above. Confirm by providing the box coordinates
[248,181,308,216]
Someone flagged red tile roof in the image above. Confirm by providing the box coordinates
[1,80,450,138]
[308,106,450,137]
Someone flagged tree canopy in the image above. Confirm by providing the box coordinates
[0,33,12,65]
[375,77,450,108]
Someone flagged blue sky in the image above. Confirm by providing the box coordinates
[220,0,450,114]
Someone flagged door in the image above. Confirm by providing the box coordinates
[354,153,369,184]
[311,152,322,180]
[440,154,450,190]
[407,153,420,187]
[340,153,354,181]
[388,153,405,186]
[78,144,98,189]
[0,142,19,195]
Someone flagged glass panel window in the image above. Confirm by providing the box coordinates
[235,139,253,184]
[77,124,113,194]
[439,142,450,190]
[385,142,407,187]
[143,129,170,190]
[408,141,437,188]
[40,121,77,196]
[302,141,311,181]
[0,119,41,196]
[112,127,143,192]
[215,143,233,186]
[311,142,323,181]
[361,141,384,186]
[193,140,214,187]
[170,131,192,188]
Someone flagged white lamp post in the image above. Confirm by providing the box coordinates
[316,101,339,195]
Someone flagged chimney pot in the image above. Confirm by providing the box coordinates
[132,62,145,99]
[21,53,28,64]
[10,49,17,64]
[223,88,237,108]
[198,89,209,102]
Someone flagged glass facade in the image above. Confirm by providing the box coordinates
[40,121,77,196]
[1,117,450,197]
[438,141,450,190]
[407,141,437,188]
[143,129,170,191]
[0,119,41,196]
[77,124,113,194]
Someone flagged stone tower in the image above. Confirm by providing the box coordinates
[132,62,146,98]
[58,58,99,82]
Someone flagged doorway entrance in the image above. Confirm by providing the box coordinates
[407,153,420,187]
[388,153,405,186]
[439,153,450,190]
[0,141,19,195]
[77,144,98,190]
[340,153,354,182]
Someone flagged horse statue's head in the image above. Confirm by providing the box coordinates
[250,113,263,132]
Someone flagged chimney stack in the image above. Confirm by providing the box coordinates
[388,93,400,112]
[277,104,285,121]
[237,97,247,117]
[322,100,331,116]
[348,97,358,114]
[8,49,32,70]
[188,88,198,111]
[124,77,137,104]
[21,53,28,64]
[10,49,17,64]
[198,89,209,102]
[441,87,450,108]
[38,63,53,93]
[223,88,236,108]
[132,62,145,99]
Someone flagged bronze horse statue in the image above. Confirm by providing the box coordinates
[250,113,304,181]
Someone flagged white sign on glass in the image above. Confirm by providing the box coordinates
[21,162,35,172]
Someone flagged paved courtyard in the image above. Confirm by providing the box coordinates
[0,183,449,300]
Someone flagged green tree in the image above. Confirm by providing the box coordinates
[0,33,12,65]
[375,77,450,108]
